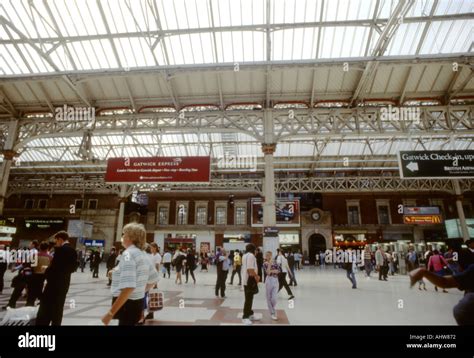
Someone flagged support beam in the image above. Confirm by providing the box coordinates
[115,185,128,243]
[453,180,470,242]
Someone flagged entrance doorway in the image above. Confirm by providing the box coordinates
[308,234,326,265]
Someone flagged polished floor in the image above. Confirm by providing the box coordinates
[0,264,463,325]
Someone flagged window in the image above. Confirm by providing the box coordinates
[216,206,227,225]
[462,200,473,217]
[158,207,169,225]
[74,199,84,210]
[378,206,390,225]
[348,206,360,225]
[376,200,391,225]
[196,207,207,225]
[346,200,361,225]
[430,199,445,217]
[177,203,188,225]
[235,206,247,225]
[88,199,98,210]
[38,199,47,209]
[402,199,417,207]
[24,199,34,209]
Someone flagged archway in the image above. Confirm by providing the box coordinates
[308,234,326,265]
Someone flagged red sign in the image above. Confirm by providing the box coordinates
[105,157,211,183]
[403,215,443,225]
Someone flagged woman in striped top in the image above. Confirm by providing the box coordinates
[102,223,159,326]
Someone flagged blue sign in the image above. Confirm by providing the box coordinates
[84,239,105,247]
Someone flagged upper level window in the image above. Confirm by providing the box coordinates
[177,203,188,225]
[216,206,227,225]
[158,207,169,225]
[38,199,47,209]
[196,207,207,225]
[88,199,98,210]
[24,199,34,209]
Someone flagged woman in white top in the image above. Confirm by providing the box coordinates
[101,223,158,326]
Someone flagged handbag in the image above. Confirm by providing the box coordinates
[147,289,164,312]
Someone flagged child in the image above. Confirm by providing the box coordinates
[263,251,281,321]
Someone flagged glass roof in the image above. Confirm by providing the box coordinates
[1,0,472,75]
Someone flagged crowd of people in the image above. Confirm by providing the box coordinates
[0,231,472,326]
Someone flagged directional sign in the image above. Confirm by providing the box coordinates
[398,150,474,179]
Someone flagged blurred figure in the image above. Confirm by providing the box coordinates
[106,248,117,286]
[0,244,7,294]
[185,249,196,284]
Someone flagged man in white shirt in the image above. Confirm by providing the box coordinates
[162,249,172,278]
[276,250,295,300]
[241,243,260,325]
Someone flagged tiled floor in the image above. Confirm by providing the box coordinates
[0,264,463,325]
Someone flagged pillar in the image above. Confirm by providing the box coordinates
[115,185,128,242]
[0,120,19,216]
[262,110,278,256]
[453,180,470,242]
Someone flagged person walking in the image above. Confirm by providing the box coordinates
[101,223,159,326]
[263,251,281,321]
[215,249,230,298]
[200,252,209,271]
[77,247,86,273]
[185,249,196,284]
[344,249,357,289]
[406,247,418,272]
[26,241,52,306]
[363,246,372,277]
[428,250,449,293]
[229,250,242,285]
[36,231,78,326]
[288,252,297,286]
[173,248,185,285]
[241,244,260,325]
[106,248,117,286]
[276,250,295,300]
[90,250,101,278]
[162,249,172,278]
[375,246,388,281]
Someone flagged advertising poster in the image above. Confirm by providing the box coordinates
[251,199,300,227]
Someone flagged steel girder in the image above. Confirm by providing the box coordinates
[6,175,474,196]
[7,105,473,152]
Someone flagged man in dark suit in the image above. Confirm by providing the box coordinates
[36,231,77,326]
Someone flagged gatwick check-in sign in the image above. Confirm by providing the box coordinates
[398,150,474,179]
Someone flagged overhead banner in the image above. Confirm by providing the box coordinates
[251,199,300,227]
[398,150,474,179]
[105,156,211,183]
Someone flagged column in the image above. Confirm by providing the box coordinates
[453,180,470,242]
[0,120,19,216]
[261,109,278,256]
[115,185,128,242]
